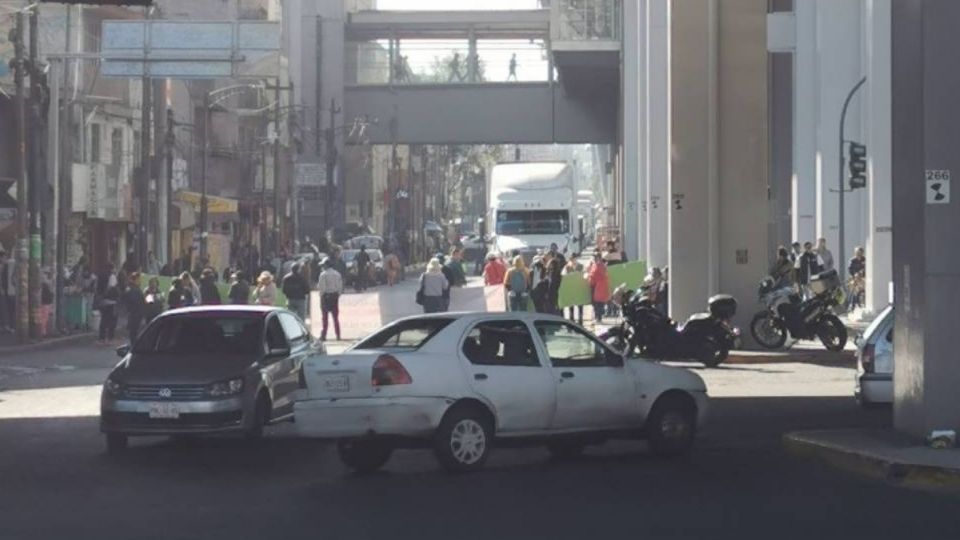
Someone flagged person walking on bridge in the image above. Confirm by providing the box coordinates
[508,53,518,81]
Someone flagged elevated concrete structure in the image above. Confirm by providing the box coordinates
[344,83,616,145]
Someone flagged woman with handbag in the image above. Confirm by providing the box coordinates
[418,258,449,314]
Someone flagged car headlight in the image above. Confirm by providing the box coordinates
[208,378,244,397]
[103,378,123,396]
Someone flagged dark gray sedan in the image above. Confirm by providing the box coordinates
[100,305,324,453]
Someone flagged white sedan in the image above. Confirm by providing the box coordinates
[294,312,709,473]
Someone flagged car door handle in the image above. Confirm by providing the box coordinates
[561,371,575,379]
[474,373,488,381]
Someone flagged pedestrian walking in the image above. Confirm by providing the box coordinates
[228,271,251,305]
[143,277,164,322]
[482,252,507,286]
[199,268,222,305]
[180,271,201,306]
[545,258,564,315]
[384,250,402,286]
[98,274,120,345]
[355,246,371,292]
[317,258,344,341]
[798,241,823,296]
[507,53,518,81]
[586,252,611,323]
[503,256,531,312]
[447,52,464,82]
[167,278,192,310]
[282,262,309,321]
[146,251,160,275]
[121,272,145,344]
[0,248,16,332]
[418,258,450,314]
[563,255,584,324]
[252,271,277,306]
[817,237,835,272]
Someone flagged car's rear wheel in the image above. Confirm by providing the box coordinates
[646,395,697,457]
[546,441,586,460]
[245,394,271,440]
[434,407,493,473]
[337,440,393,473]
[105,433,128,455]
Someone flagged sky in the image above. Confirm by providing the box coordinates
[375,0,542,10]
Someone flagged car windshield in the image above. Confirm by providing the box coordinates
[133,314,264,355]
[369,250,383,262]
[341,250,358,263]
[863,304,894,342]
[496,210,569,235]
[354,318,455,350]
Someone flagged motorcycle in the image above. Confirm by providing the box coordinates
[598,285,741,368]
[749,269,848,352]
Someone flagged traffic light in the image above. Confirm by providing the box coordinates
[848,142,867,190]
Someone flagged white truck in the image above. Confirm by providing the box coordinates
[486,162,584,261]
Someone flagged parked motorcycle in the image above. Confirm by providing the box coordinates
[598,285,741,368]
[749,270,848,352]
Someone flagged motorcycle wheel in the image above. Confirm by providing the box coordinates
[599,330,636,357]
[816,314,848,352]
[750,312,788,349]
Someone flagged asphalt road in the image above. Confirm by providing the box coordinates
[1,280,957,539]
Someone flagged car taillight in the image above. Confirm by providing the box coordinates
[371,355,412,386]
[861,344,875,373]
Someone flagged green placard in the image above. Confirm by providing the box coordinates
[557,260,647,308]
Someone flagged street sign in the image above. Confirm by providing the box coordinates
[295,162,326,187]
[100,20,281,79]
[927,179,950,204]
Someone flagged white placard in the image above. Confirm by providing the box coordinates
[926,177,950,204]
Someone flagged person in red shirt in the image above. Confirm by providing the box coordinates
[482,253,507,286]
[585,251,611,323]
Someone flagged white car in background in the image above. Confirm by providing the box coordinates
[294,313,709,473]
[855,304,894,408]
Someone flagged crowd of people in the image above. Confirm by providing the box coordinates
[768,238,867,308]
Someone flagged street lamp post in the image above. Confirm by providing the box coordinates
[837,76,867,282]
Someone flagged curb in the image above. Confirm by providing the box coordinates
[783,431,960,493]
[725,350,854,365]
[0,332,96,357]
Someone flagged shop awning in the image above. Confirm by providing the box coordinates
[175,191,239,214]
[170,201,196,230]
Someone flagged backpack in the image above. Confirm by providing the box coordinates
[507,269,527,294]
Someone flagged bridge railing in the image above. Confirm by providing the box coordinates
[346,38,553,86]
[552,0,621,42]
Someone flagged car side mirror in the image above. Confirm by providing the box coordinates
[606,351,624,367]
[116,344,130,358]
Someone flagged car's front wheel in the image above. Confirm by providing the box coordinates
[245,394,271,440]
[337,440,393,473]
[646,395,697,457]
[105,433,128,455]
[433,407,493,473]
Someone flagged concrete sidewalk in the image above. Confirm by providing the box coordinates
[0,331,96,357]
[785,429,960,492]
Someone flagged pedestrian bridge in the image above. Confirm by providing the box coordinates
[343,4,620,145]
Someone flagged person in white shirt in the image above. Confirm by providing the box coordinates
[816,237,835,272]
[317,258,344,341]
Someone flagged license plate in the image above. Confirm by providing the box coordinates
[148,403,180,419]
[321,374,350,393]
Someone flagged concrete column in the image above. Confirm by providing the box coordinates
[891,0,960,438]
[863,0,893,314]
[645,0,669,268]
[669,0,719,321]
[621,0,645,261]
[814,0,865,266]
[318,0,346,226]
[792,0,817,243]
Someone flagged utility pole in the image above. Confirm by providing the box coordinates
[11,10,29,342]
[27,7,43,338]
[837,76,866,282]
[165,107,175,267]
[55,5,73,334]
[265,79,292,256]
[199,91,209,262]
[325,97,341,234]
[139,78,152,270]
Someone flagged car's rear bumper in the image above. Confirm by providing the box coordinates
[294,396,450,439]
[100,397,246,435]
[855,373,893,405]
